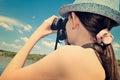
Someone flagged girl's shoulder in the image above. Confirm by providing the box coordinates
[57,45,94,54]
[56,45,105,80]
[56,45,98,66]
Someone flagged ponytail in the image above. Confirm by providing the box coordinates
[102,44,120,80]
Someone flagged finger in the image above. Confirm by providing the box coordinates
[44,15,58,26]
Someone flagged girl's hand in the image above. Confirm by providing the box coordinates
[35,15,58,38]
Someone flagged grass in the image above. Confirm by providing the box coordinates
[0,50,46,61]
[118,60,120,66]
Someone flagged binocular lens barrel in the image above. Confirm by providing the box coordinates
[51,18,64,30]
[51,18,68,40]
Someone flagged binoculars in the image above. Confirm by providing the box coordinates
[51,18,68,40]
[51,18,68,50]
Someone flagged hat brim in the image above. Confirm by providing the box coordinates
[59,3,120,25]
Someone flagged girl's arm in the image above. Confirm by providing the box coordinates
[1,16,58,79]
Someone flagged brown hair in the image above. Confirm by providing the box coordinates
[74,12,120,80]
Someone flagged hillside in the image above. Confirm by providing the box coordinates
[0,50,46,61]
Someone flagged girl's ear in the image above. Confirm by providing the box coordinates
[71,12,80,29]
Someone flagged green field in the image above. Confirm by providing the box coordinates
[0,50,46,61]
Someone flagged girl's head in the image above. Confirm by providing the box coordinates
[65,12,118,45]
[60,0,120,45]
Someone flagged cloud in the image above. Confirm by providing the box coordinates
[41,40,62,48]
[17,29,24,34]
[42,41,55,48]
[32,16,35,19]
[112,42,120,51]
[14,37,29,44]
[20,37,29,43]
[23,24,32,32]
[0,41,22,49]
[0,16,32,33]
[0,22,13,31]
[15,39,20,43]
[34,45,40,49]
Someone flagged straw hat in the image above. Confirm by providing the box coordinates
[59,0,120,25]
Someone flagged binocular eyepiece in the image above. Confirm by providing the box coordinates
[51,18,68,40]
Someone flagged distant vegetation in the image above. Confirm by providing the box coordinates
[0,50,46,61]
[118,60,120,66]
[0,49,120,66]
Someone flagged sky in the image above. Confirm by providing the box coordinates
[0,0,120,59]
